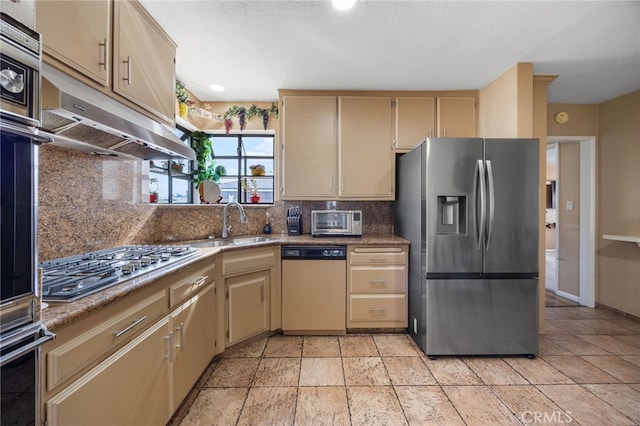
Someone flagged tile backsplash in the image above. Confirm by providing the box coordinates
[38,145,393,261]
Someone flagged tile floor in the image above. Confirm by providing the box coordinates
[171,305,640,425]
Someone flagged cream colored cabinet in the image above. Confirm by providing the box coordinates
[37,0,111,86]
[436,97,476,137]
[222,247,278,346]
[171,283,216,411]
[46,316,172,426]
[36,0,176,124]
[339,96,394,199]
[113,0,176,123]
[347,246,408,328]
[281,96,337,199]
[395,97,436,151]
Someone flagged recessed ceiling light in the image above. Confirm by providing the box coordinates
[332,0,357,11]
[209,83,225,92]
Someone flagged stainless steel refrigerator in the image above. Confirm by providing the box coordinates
[394,138,539,358]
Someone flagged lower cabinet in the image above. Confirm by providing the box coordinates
[46,316,172,426]
[347,245,408,328]
[226,270,269,346]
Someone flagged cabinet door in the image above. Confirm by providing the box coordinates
[46,317,172,426]
[436,97,476,137]
[37,0,111,86]
[395,97,435,151]
[281,96,337,199]
[339,96,394,199]
[171,284,216,411]
[226,270,269,346]
[113,0,176,123]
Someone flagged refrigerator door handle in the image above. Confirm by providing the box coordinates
[485,160,495,251]
[474,159,486,250]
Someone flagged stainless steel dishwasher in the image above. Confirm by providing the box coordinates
[281,246,347,334]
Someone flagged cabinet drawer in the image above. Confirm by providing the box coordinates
[350,247,406,266]
[222,249,275,277]
[350,266,406,293]
[46,291,166,391]
[168,264,215,308]
[349,294,406,323]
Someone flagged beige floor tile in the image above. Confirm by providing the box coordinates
[537,384,634,426]
[609,318,640,334]
[299,357,344,386]
[504,357,573,384]
[252,357,301,387]
[613,335,640,350]
[222,336,268,358]
[464,358,528,385]
[179,388,247,426]
[547,319,601,335]
[424,357,483,385]
[207,358,260,387]
[545,307,575,320]
[577,319,636,335]
[373,334,420,356]
[339,334,379,357]
[263,335,303,357]
[342,356,390,385]
[543,322,571,335]
[581,355,640,383]
[347,386,408,426]
[383,356,437,385]
[577,335,640,355]
[491,385,567,424]
[630,383,640,392]
[539,335,572,355]
[584,384,640,424]
[573,307,620,320]
[295,386,350,426]
[302,336,341,357]
[542,355,620,383]
[395,385,464,425]
[622,355,640,367]
[237,387,297,426]
[443,385,521,425]
[547,334,612,355]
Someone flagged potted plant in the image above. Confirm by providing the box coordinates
[176,80,190,118]
[171,160,185,173]
[242,178,260,203]
[249,164,266,176]
[190,131,219,202]
[149,178,159,203]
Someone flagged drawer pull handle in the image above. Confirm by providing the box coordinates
[114,316,147,338]
[369,280,387,285]
[370,259,387,263]
[368,307,388,312]
[190,276,208,288]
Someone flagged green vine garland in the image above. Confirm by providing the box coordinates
[224,102,279,132]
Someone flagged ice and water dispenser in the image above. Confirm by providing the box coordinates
[437,196,467,235]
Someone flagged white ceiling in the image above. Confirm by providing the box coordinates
[140,0,640,104]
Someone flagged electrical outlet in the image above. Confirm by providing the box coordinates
[566,201,574,211]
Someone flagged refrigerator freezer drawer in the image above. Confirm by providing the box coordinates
[424,278,538,356]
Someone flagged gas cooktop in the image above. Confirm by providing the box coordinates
[40,245,197,302]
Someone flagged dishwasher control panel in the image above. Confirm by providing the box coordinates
[281,245,346,260]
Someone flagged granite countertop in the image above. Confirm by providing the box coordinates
[40,234,409,331]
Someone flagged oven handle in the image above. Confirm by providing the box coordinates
[0,119,54,144]
[0,328,55,367]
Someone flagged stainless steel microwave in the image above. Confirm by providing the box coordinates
[311,210,362,237]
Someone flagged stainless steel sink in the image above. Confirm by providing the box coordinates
[189,236,276,248]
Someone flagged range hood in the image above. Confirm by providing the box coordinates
[39,64,195,161]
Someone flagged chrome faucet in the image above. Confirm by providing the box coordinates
[222,201,247,238]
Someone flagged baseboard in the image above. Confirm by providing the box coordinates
[596,303,640,323]
[556,290,580,303]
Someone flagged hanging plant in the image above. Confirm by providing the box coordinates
[190,131,219,189]
[175,80,189,104]
[224,102,279,131]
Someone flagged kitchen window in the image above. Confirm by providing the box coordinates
[148,126,193,204]
[211,134,274,204]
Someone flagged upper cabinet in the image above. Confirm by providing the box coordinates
[436,97,476,138]
[113,0,176,123]
[281,96,337,199]
[339,96,394,199]
[280,95,394,200]
[36,0,176,125]
[394,97,436,151]
[37,0,111,86]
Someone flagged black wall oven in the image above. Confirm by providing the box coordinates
[1,12,54,425]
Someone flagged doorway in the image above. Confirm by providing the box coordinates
[545,136,596,308]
